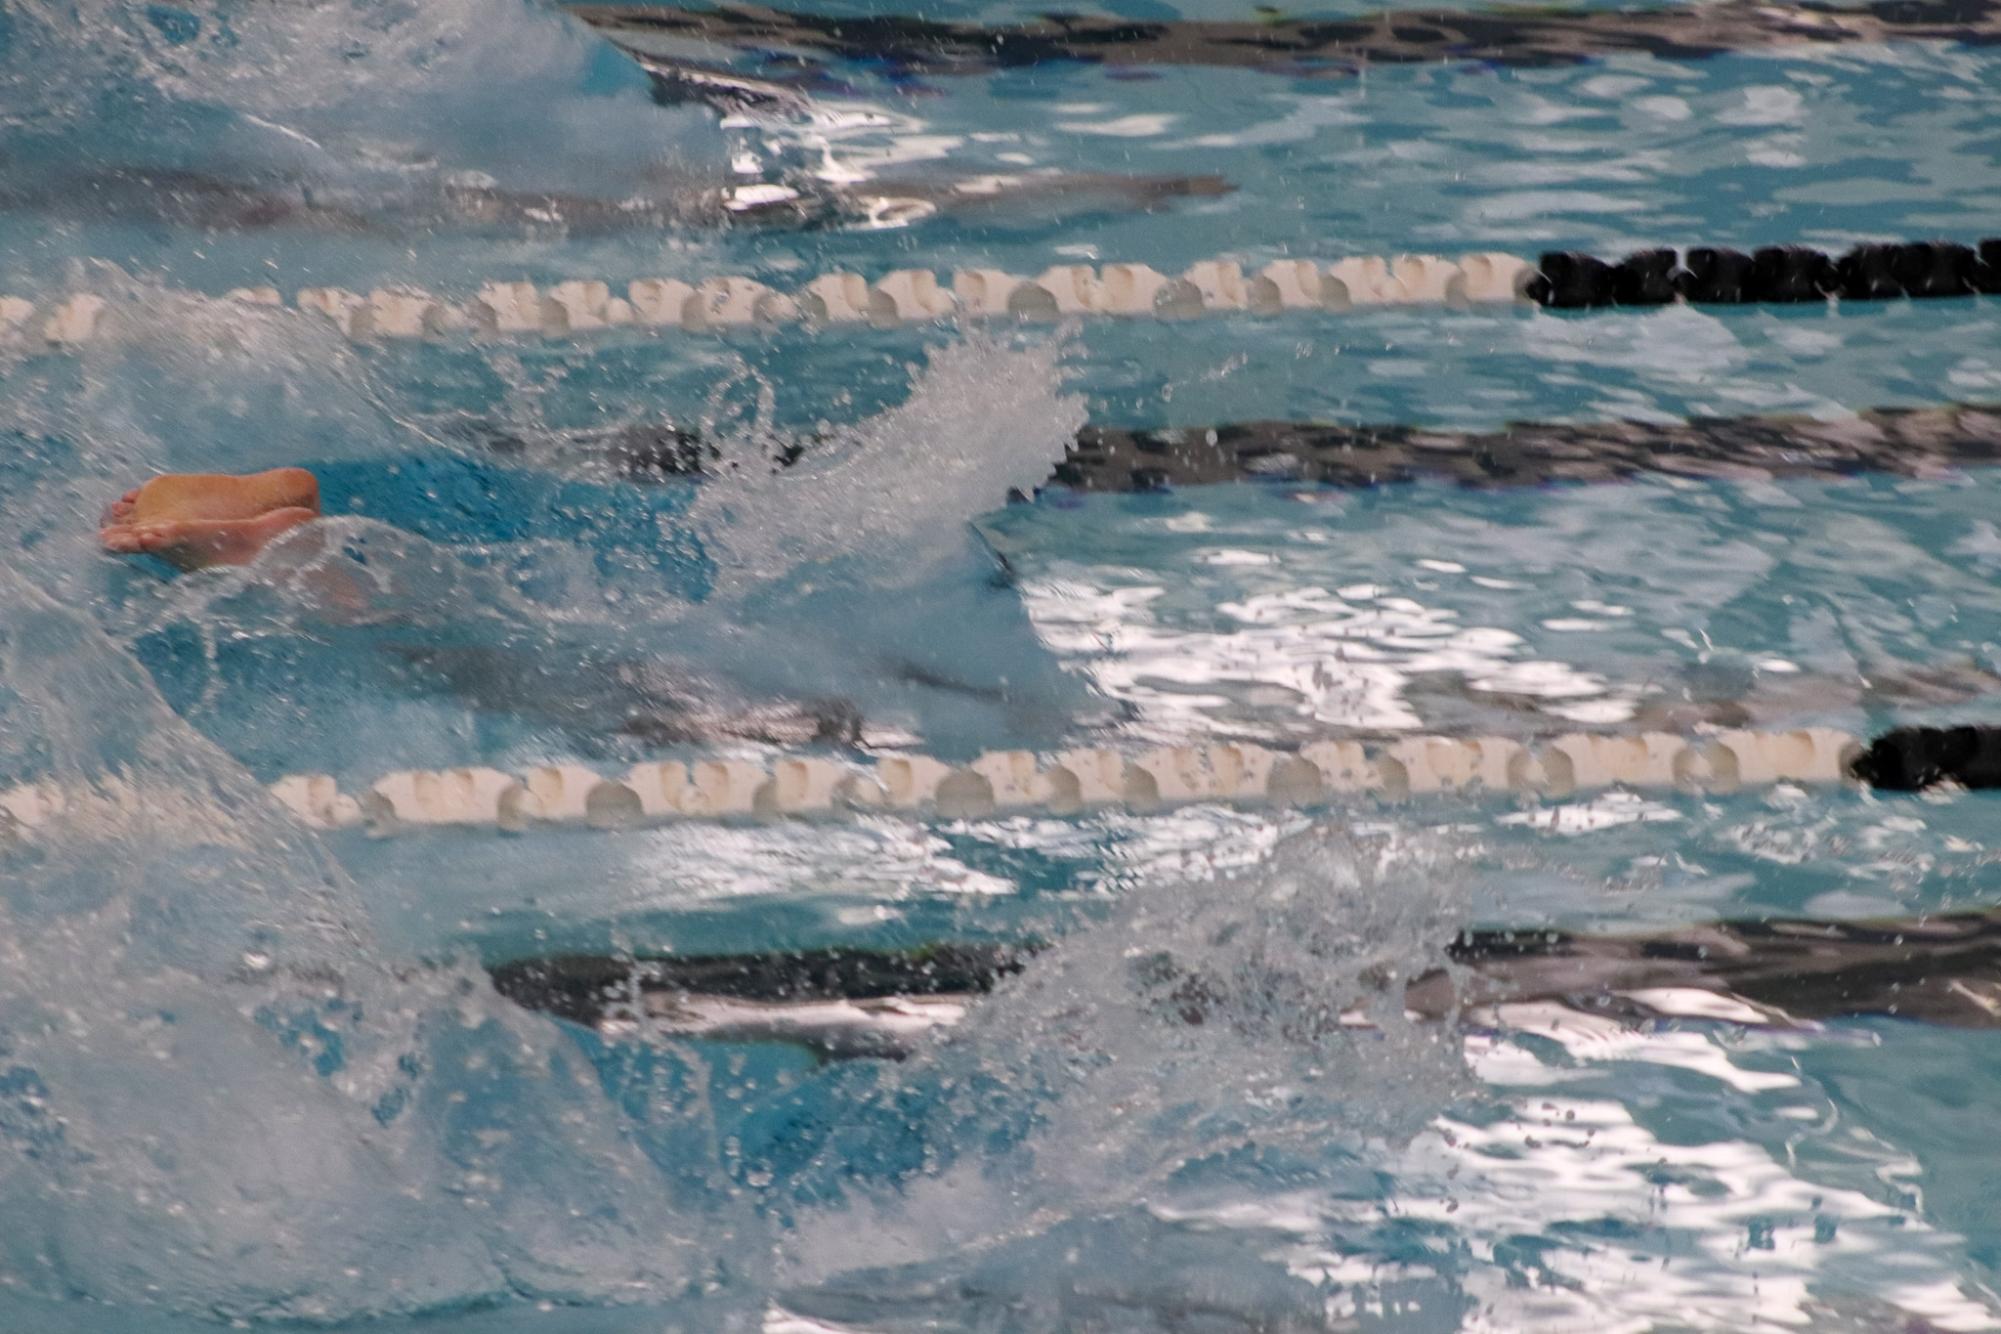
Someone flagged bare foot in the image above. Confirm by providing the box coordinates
[101,467,322,570]
[101,507,320,571]
[125,467,320,525]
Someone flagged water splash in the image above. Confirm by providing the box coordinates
[767,820,1475,1316]
[666,329,1097,751]
[0,572,732,1320]
[693,329,1086,594]
[0,0,723,240]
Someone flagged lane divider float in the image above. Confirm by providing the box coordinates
[1534,240,2001,308]
[6,238,1995,352]
[0,253,1539,348]
[6,726,1991,842]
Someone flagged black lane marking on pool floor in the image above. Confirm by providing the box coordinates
[488,403,2001,493]
[488,943,1029,1059]
[1050,403,2001,493]
[487,883,2001,1054]
[489,943,1027,1026]
[572,0,2001,79]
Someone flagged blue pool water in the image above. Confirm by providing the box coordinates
[5,0,2001,1327]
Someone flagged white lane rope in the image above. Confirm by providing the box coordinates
[0,726,1867,841]
[1,252,1542,348]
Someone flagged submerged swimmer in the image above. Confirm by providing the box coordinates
[99,468,322,570]
[92,468,1024,749]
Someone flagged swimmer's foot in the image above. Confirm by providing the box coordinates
[100,467,321,570]
[101,507,319,571]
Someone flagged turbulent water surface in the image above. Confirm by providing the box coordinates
[2,0,2001,1328]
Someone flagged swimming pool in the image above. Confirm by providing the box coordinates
[4,0,2001,1326]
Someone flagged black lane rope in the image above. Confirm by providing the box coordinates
[570,0,2001,80]
[1532,239,2001,308]
[1848,725,2001,790]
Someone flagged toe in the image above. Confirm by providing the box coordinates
[100,525,140,553]
[126,523,176,552]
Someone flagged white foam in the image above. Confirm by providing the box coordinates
[692,329,1086,593]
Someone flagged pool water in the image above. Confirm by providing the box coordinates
[4,0,2001,1328]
